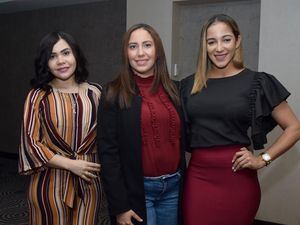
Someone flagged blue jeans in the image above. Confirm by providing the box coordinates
[144,171,181,225]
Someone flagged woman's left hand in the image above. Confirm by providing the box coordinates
[232,147,266,172]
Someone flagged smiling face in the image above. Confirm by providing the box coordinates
[127,28,156,78]
[48,38,77,83]
[206,21,241,72]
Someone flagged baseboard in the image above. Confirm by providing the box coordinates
[0,152,18,159]
[254,219,284,225]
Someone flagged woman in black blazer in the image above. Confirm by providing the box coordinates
[97,24,186,225]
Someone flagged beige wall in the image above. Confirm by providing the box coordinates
[257,0,300,224]
[127,0,300,224]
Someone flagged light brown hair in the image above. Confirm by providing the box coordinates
[191,14,244,94]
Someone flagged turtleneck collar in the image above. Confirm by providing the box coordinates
[134,74,154,87]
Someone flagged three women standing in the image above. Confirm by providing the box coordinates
[98,24,186,225]
[19,14,300,225]
[19,31,102,225]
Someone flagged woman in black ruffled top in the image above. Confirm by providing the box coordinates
[181,14,300,225]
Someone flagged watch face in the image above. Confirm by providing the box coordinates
[262,153,271,161]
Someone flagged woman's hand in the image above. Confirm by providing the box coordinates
[47,155,101,182]
[68,159,101,182]
[232,147,265,172]
[116,210,143,225]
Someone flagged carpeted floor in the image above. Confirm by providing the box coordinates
[0,156,110,225]
[0,156,28,225]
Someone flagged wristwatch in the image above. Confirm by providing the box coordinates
[260,152,272,166]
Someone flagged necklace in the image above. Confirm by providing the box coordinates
[72,95,78,114]
[50,83,80,114]
[51,83,80,93]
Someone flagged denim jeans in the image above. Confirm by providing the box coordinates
[144,171,181,225]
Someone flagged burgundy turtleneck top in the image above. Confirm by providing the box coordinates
[134,75,181,177]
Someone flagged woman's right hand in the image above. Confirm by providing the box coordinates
[68,159,101,182]
[116,210,143,225]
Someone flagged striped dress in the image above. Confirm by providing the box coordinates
[19,82,102,225]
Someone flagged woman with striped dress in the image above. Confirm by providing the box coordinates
[18,31,102,225]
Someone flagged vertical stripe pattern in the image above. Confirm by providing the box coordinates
[19,82,102,225]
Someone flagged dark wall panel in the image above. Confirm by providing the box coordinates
[0,0,126,154]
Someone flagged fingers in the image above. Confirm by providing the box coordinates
[87,166,101,173]
[117,211,132,225]
[232,147,253,172]
[81,170,98,182]
[231,147,248,162]
[132,211,143,222]
[233,156,248,171]
[80,167,99,182]
[84,164,101,179]
[116,210,143,225]
[81,161,101,175]
[85,170,97,178]
[71,160,101,182]
[86,161,101,168]
[85,162,101,172]
[80,173,92,183]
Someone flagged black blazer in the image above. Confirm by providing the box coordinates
[97,82,187,225]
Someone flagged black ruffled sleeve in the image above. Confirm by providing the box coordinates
[250,72,290,150]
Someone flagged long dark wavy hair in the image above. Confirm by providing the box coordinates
[106,23,180,108]
[31,31,88,91]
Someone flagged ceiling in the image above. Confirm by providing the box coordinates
[0,0,106,14]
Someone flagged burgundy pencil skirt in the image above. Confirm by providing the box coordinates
[182,145,261,225]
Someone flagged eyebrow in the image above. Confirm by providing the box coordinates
[207,34,234,39]
[51,48,71,54]
[128,40,153,44]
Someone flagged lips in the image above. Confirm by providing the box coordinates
[135,59,148,66]
[56,67,69,73]
[214,54,227,61]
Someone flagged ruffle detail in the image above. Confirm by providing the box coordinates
[249,72,290,150]
[139,85,179,148]
[139,88,161,148]
[158,90,178,145]
[147,100,160,148]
